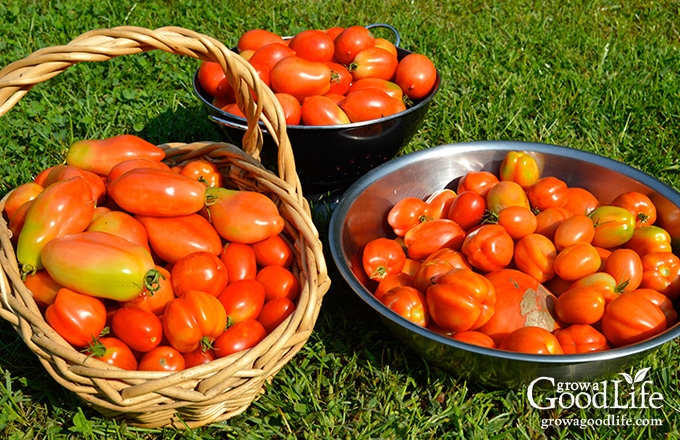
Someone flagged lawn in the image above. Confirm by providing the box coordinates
[1,0,679,439]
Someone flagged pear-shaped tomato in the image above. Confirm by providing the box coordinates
[66,134,165,176]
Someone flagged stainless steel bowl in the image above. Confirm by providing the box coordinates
[329,140,680,388]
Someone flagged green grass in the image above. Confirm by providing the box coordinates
[1,0,680,438]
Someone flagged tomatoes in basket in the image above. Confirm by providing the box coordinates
[251,234,294,267]
[86,210,150,251]
[217,279,266,324]
[213,319,267,358]
[220,242,258,282]
[110,306,163,353]
[171,251,229,297]
[394,53,438,100]
[257,297,297,333]
[3,181,43,220]
[256,265,301,302]
[163,290,228,353]
[44,287,107,348]
[179,158,224,188]
[138,346,186,372]
[86,337,138,371]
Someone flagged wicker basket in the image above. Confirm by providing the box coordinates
[0,26,330,429]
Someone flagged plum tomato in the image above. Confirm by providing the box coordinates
[588,205,636,249]
[603,248,643,292]
[486,180,531,213]
[496,205,537,240]
[138,346,186,372]
[213,319,267,358]
[217,279,266,324]
[257,297,297,333]
[333,25,375,65]
[288,29,335,62]
[301,95,350,126]
[197,61,233,99]
[610,191,657,227]
[446,190,486,231]
[350,46,399,81]
[512,233,557,284]
[456,171,499,199]
[339,88,406,122]
[237,29,285,53]
[220,242,258,282]
[554,242,601,281]
[552,214,595,251]
[554,324,610,354]
[460,224,514,273]
[526,176,569,211]
[450,330,497,348]
[110,306,163,353]
[256,265,301,302]
[250,234,294,268]
[403,219,466,261]
[387,196,429,236]
[554,286,605,325]
[171,251,229,297]
[270,56,332,101]
[562,187,601,216]
[380,285,429,327]
[394,53,438,100]
[499,326,564,354]
[86,337,138,370]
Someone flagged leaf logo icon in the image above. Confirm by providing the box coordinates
[619,367,650,389]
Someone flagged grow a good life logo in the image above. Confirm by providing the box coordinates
[528,367,665,429]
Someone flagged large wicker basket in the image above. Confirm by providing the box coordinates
[0,26,331,429]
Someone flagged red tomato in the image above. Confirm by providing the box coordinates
[588,205,636,249]
[423,248,472,271]
[324,61,353,95]
[171,251,229,297]
[402,257,421,276]
[554,242,601,281]
[220,242,258,282]
[499,326,564,354]
[257,297,296,333]
[632,288,677,326]
[554,324,610,354]
[350,46,399,81]
[23,270,61,307]
[86,337,138,370]
[603,248,643,292]
[426,268,496,332]
[110,306,163,353]
[136,213,223,264]
[256,265,301,302]
[362,237,406,281]
[8,200,31,245]
[512,233,557,283]
[485,180,531,213]
[288,29,335,62]
[275,93,303,125]
[446,190,486,231]
[387,196,428,236]
[562,187,601,216]
[107,158,172,182]
[333,25,375,65]
[3,181,43,220]
[41,164,106,205]
[526,176,568,211]
[380,285,429,327]
[325,26,345,41]
[568,272,620,304]
[66,134,165,177]
[270,56,332,100]
[163,290,228,353]
[450,330,496,348]
[250,234,294,267]
[213,319,267,358]
[601,290,667,347]
[496,205,537,240]
[237,29,285,52]
[498,151,540,189]
[339,88,406,122]
[423,189,457,221]
[394,53,438,100]
[217,279,266,324]
[123,265,175,316]
[610,191,657,227]
[249,60,272,87]
[346,77,404,100]
[197,61,233,99]
[301,95,350,126]
[461,224,514,273]
[534,207,573,240]
[374,272,415,301]
[44,287,107,348]
[553,214,595,251]
[640,252,680,300]
[373,37,398,58]
[138,346,186,372]
[456,171,499,199]
[179,158,224,188]
[403,219,466,260]
[624,225,673,256]
[248,43,296,71]
[554,286,605,325]
[413,258,454,293]
[182,347,216,369]
[86,210,150,251]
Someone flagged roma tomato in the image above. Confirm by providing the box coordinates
[513,233,557,283]
[339,88,406,122]
[107,158,172,182]
[171,251,229,297]
[163,290,228,353]
[197,61,233,99]
[534,207,573,240]
[404,219,466,260]
[182,347,216,369]
[66,134,165,177]
[257,297,296,333]
[426,268,496,332]
[374,272,415,301]
[456,171,499,199]
[136,213,223,264]
[270,56,331,100]
[413,258,454,293]
[256,265,301,302]
[496,205,537,240]
[450,330,496,348]
[554,286,605,325]
[23,270,61,307]
[179,158,224,188]
[498,151,540,189]
[588,205,636,249]
[446,190,486,231]
[553,214,595,251]
[42,231,158,302]
[17,176,95,274]
[333,25,375,65]
[423,189,457,221]
[86,337,138,370]
[373,37,398,57]
[624,225,673,256]
[138,346,186,372]
[110,307,163,353]
[526,176,568,211]
[123,265,175,315]
[461,224,514,273]
[288,29,335,62]
[387,196,428,236]
[217,279,266,324]
[276,93,303,125]
[394,53,438,100]
[325,61,353,95]
[380,285,429,327]
[423,248,472,271]
[301,95,350,126]
[603,248,643,292]
[204,187,285,244]
[3,181,43,220]
[350,46,399,81]
[213,319,267,358]
[485,180,530,213]
[44,287,107,348]
[248,42,296,71]
[86,210,150,251]
[611,191,657,227]
[601,290,667,347]
[632,288,678,326]
[562,187,600,216]
[640,252,680,300]
[554,242,601,281]
[237,29,285,52]
[499,326,564,354]
[554,324,610,354]
[568,272,620,304]
[220,242,258,282]
[42,164,106,205]
[251,234,294,267]
[346,77,404,100]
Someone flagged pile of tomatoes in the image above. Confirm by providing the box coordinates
[197,25,438,126]
[4,134,301,371]
[361,151,680,355]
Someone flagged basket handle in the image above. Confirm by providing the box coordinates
[0,26,303,196]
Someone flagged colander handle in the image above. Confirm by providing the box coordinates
[366,23,401,47]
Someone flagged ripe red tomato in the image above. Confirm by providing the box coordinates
[632,288,677,326]
[422,189,457,221]
[301,95,350,126]
[3,181,43,221]
[23,270,61,307]
[562,187,601,216]
[624,225,673,256]
[275,93,303,125]
[374,272,415,301]
[496,205,537,240]
[554,286,605,325]
[512,233,557,283]
[373,37,398,58]
[197,61,233,98]
[123,265,175,316]
[346,77,404,101]
[446,190,486,231]
[552,214,595,251]
[413,258,454,293]
[498,151,540,189]
[456,171,499,199]
[588,205,636,248]
[350,46,399,81]
[499,326,564,354]
[41,164,107,205]
[603,248,643,292]
[213,319,267,358]
[257,297,296,333]
[86,337,138,370]
[179,158,224,188]
[610,191,657,227]
[220,242,258,282]
[387,196,428,236]
[250,234,294,267]
[554,242,601,281]
[601,290,668,347]
[534,207,573,240]
[394,53,438,100]
[256,265,301,302]
[288,29,335,62]
[461,224,514,273]
[248,42,296,71]
[110,306,163,353]
[237,29,285,52]
[380,285,429,327]
[362,237,407,281]
[217,279,266,324]
[86,210,150,252]
[324,61,353,95]
[526,176,568,211]
[162,290,228,353]
[270,56,332,100]
[640,252,680,300]
[423,248,472,271]
[485,180,531,213]
[554,324,610,354]
[333,25,375,65]
[182,347,216,369]
[568,272,620,304]
[339,88,407,122]
[138,346,186,372]
[44,287,107,348]
[450,330,496,348]
[171,251,229,297]
[403,219,466,260]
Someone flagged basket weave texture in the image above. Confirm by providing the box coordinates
[0,26,330,429]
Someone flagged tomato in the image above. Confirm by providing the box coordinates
[380,285,429,327]
[123,265,175,315]
[136,213,223,264]
[138,346,186,372]
[251,234,293,267]
[374,272,415,301]
[257,297,296,333]
[44,287,107,348]
[534,207,573,240]
[110,307,163,353]
[237,29,285,53]
[86,337,138,370]
[601,290,667,347]
[301,95,350,126]
[387,196,428,236]
[196,61,233,99]
[361,237,406,281]
[553,242,601,281]
[499,326,564,354]
[588,205,636,249]
[496,205,537,240]
[485,180,530,213]
[640,252,680,300]
[450,330,496,348]
[213,319,267,358]
[333,25,375,65]
[404,219,466,260]
[346,77,404,100]
[86,210,150,251]
[3,181,43,220]
[325,61,353,95]
[426,268,496,332]
[526,176,568,211]
[568,272,620,304]
[324,26,345,41]
[17,177,95,274]
[66,134,165,177]
[8,200,31,245]
[553,214,595,251]
[423,248,472,271]
[276,93,303,125]
[445,190,486,231]
[632,288,677,326]
[288,29,335,62]
[603,248,643,292]
[249,60,272,87]
[23,270,61,307]
[478,269,559,345]
[373,37,398,58]
[498,151,540,189]
[256,265,301,302]
[41,164,107,205]
[513,233,557,283]
[248,42,296,71]
[394,53,438,100]
[554,286,605,325]
[270,56,331,100]
[107,158,172,182]
[171,251,229,297]
[422,189,457,221]
[350,46,398,81]
[163,290,227,353]
[218,279,266,324]
[456,171,499,199]
[611,191,657,227]
[182,347,216,368]
[179,158,224,188]
[624,225,673,256]
[562,187,601,216]
[220,242,258,282]
[42,231,157,301]
[219,102,245,118]
[401,258,421,277]
[413,258,454,293]
[461,224,514,273]
[339,88,406,122]
[554,324,610,354]
[204,187,285,244]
